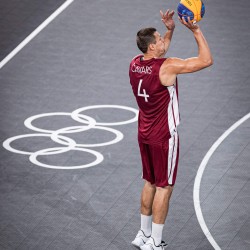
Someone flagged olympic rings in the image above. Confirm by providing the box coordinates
[2,105,138,170]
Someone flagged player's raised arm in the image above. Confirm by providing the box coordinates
[160,17,213,86]
[160,9,175,54]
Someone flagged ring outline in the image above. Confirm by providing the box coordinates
[24,112,96,133]
[50,125,124,148]
[2,133,76,155]
[71,105,138,126]
[29,147,104,169]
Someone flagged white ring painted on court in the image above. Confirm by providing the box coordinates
[3,133,76,155]
[29,147,104,170]
[71,105,139,126]
[51,125,124,148]
[193,112,250,250]
[24,112,96,133]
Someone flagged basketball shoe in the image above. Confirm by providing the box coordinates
[131,230,150,248]
[140,237,168,250]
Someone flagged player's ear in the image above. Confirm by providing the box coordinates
[148,43,155,51]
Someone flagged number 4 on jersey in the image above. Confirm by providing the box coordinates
[137,79,149,102]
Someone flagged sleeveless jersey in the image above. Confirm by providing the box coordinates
[129,55,180,144]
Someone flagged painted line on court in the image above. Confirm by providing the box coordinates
[0,0,74,69]
[193,112,250,250]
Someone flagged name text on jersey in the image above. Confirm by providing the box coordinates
[131,63,152,74]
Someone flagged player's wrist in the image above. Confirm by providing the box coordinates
[192,27,201,34]
[167,26,175,31]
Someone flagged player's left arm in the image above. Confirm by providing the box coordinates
[160,9,175,54]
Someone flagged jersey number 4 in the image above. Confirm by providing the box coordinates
[137,79,149,102]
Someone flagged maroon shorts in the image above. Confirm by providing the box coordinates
[138,132,179,187]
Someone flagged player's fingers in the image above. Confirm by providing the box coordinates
[164,9,169,18]
[187,16,194,26]
[169,10,175,17]
[179,16,186,25]
[160,10,164,18]
[182,16,188,25]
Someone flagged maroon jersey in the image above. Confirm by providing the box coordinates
[129,55,180,144]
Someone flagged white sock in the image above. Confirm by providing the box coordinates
[151,222,164,246]
[140,214,152,236]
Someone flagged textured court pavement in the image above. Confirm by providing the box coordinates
[0,0,250,249]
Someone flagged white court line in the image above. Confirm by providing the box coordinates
[0,0,74,69]
[193,112,250,250]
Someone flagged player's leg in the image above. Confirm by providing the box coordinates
[141,132,179,250]
[132,181,156,248]
[141,180,156,216]
[140,186,173,250]
[139,142,156,220]
[132,143,155,248]
[152,185,173,224]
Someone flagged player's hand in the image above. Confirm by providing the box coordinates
[178,16,199,32]
[160,9,175,31]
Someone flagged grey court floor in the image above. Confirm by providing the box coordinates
[0,0,250,249]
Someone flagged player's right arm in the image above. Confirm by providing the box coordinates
[160,17,213,86]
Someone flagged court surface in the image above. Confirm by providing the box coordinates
[0,0,250,249]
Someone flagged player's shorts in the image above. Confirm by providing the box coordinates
[138,131,179,187]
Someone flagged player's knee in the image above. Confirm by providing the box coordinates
[156,185,174,196]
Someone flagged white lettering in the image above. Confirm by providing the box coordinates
[131,63,152,74]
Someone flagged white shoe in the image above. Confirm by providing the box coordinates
[131,230,150,248]
[140,237,168,250]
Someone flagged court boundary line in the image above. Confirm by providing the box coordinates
[0,0,74,69]
[193,112,250,250]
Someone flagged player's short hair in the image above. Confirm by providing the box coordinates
[136,27,157,53]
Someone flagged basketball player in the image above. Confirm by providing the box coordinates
[129,9,213,250]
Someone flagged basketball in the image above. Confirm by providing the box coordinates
[177,0,205,23]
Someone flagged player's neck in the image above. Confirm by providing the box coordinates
[143,52,161,60]
[143,55,153,60]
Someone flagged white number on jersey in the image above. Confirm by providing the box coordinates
[137,79,149,102]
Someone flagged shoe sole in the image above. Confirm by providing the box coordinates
[131,241,144,249]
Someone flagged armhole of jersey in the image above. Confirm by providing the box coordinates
[158,58,168,86]
[165,77,178,88]
[159,58,178,88]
